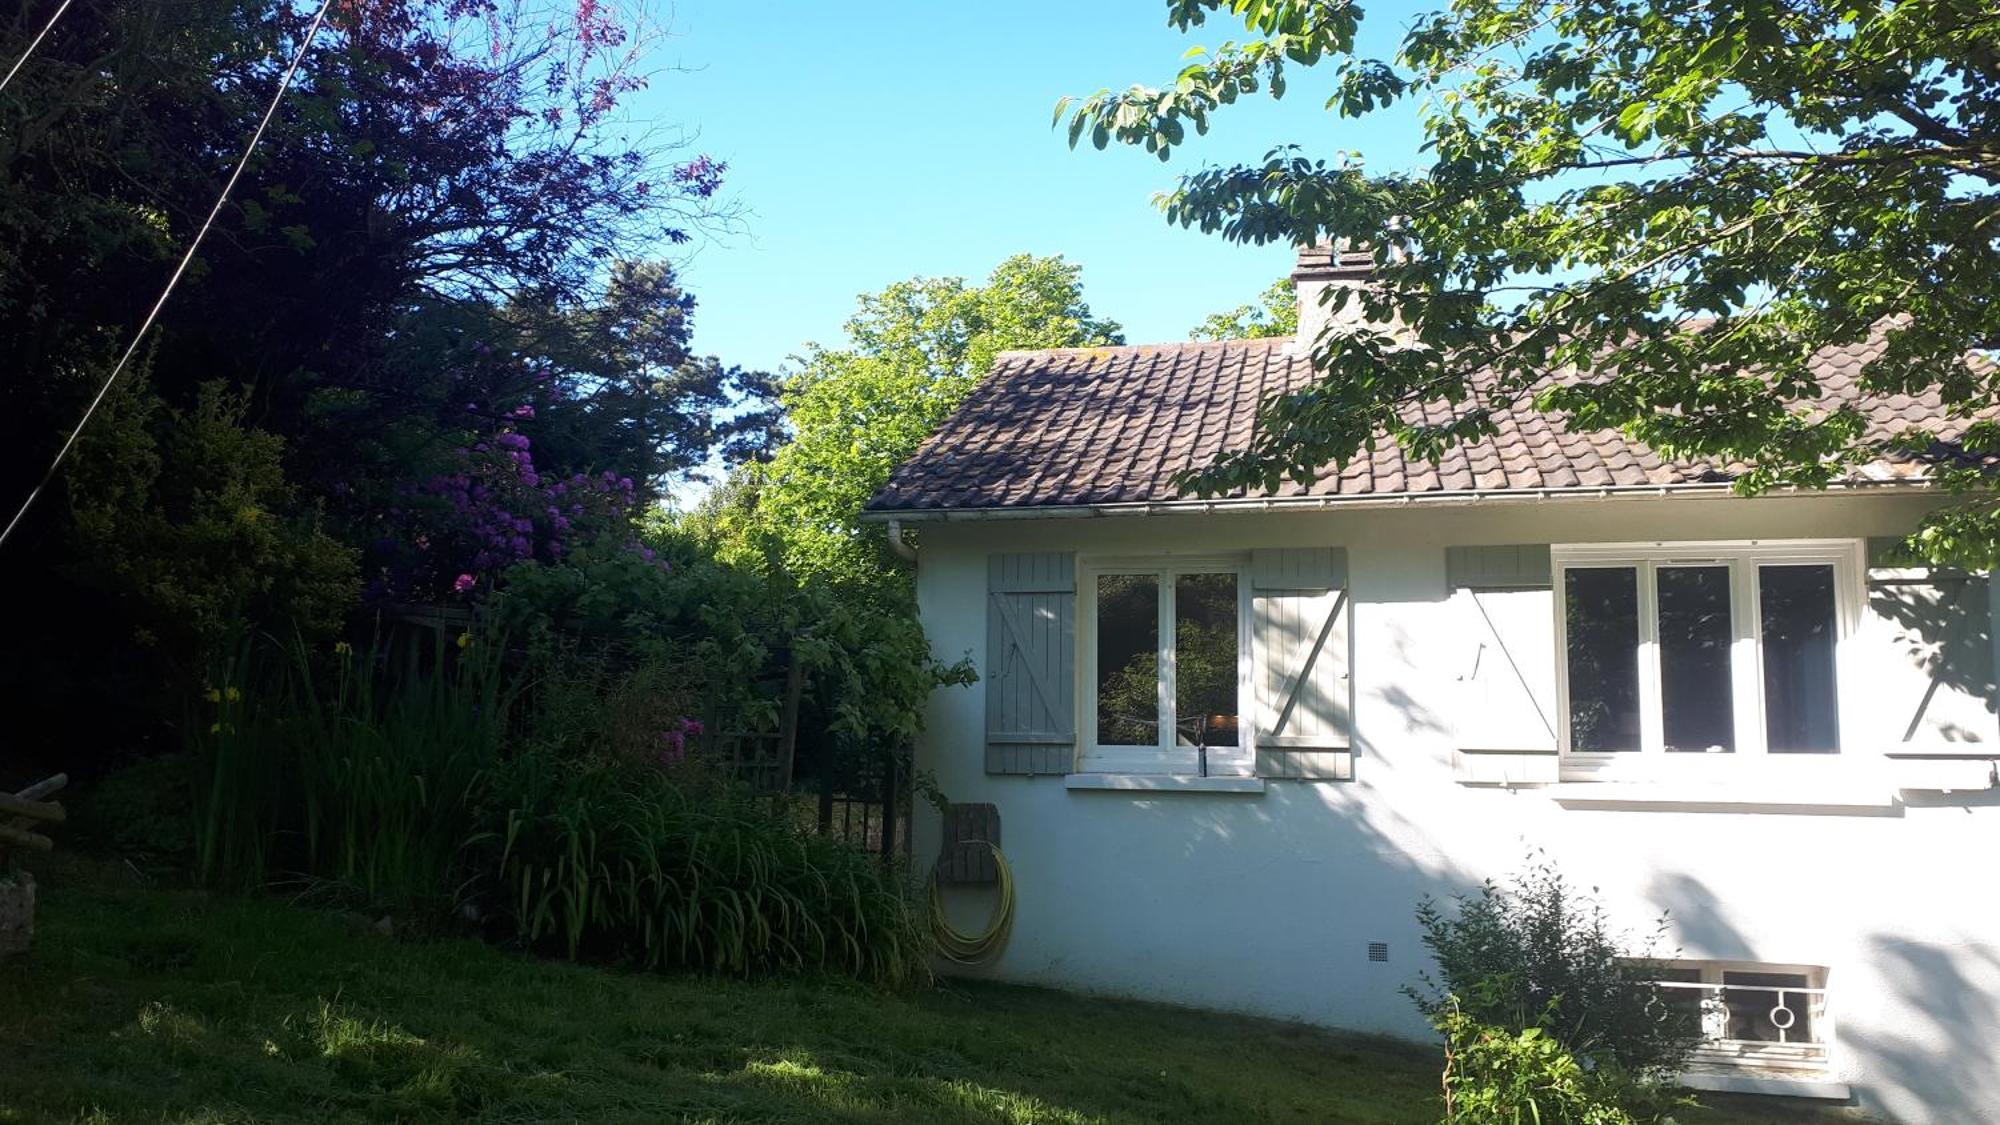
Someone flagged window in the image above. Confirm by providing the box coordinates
[1555,542,1857,776]
[1759,565,1841,753]
[1083,558,1249,775]
[1649,962,1831,1074]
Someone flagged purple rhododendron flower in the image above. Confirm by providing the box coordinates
[368,406,647,603]
[657,717,704,768]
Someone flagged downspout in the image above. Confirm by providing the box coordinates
[886,518,917,563]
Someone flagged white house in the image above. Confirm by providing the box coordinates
[865,247,2000,1123]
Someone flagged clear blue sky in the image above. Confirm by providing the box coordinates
[645,1,1428,375]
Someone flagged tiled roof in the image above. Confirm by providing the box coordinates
[866,334,1989,513]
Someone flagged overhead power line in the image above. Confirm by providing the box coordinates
[0,0,335,552]
[0,0,77,96]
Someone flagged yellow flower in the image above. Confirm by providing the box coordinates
[333,641,353,656]
[204,687,221,704]
[456,631,473,650]
[208,722,222,734]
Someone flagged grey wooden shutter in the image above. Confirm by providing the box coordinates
[1864,541,1998,751]
[1252,548,1352,780]
[986,552,1075,775]
[1448,546,1559,784]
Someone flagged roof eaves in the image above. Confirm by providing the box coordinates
[858,478,1939,523]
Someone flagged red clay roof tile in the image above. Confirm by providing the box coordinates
[865,335,1987,513]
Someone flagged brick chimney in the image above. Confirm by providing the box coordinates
[1291,241,1392,354]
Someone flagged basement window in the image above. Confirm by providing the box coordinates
[1650,961,1833,1075]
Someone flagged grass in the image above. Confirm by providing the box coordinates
[0,859,1854,1124]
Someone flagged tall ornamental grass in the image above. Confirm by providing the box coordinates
[190,633,509,906]
[478,753,928,986]
[189,633,928,986]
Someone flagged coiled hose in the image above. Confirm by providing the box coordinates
[928,841,1015,965]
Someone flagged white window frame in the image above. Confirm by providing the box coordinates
[1553,539,1864,781]
[1650,960,1834,1075]
[1079,554,1254,776]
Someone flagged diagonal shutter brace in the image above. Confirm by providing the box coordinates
[1270,589,1348,739]
[1469,589,1557,741]
[989,592,1062,725]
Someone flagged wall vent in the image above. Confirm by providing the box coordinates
[1367,941,1389,963]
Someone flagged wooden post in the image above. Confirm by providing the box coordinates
[14,774,65,802]
[1,774,65,852]
[775,648,804,794]
[0,792,64,824]
[2,773,63,960]
[878,748,899,860]
[0,824,51,852]
[817,755,835,835]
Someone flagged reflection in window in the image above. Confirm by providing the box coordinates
[1095,574,1158,745]
[1761,564,1840,753]
[1658,565,1735,753]
[1565,567,1641,752]
[1174,573,1239,747]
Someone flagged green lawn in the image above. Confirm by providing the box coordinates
[0,859,1850,1124]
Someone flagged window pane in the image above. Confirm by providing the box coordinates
[1658,565,1735,753]
[1096,574,1159,746]
[1722,971,1815,1045]
[1653,967,1708,1042]
[1174,573,1239,748]
[1565,567,1641,752]
[1761,564,1840,753]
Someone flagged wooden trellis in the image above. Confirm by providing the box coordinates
[707,650,805,794]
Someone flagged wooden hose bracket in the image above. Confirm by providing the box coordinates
[929,802,1013,965]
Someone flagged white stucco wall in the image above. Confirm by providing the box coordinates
[907,492,2000,1124]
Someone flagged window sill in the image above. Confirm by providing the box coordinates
[1063,774,1266,795]
[1679,1070,1850,1101]
[1548,782,1897,812]
[1885,745,2000,759]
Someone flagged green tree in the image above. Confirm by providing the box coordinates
[739,255,1122,586]
[1063,0,2000,563]
[1191,277,1297,340]
[67,378,359,683]
[0,0,762,768]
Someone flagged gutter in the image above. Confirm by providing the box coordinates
[859,478,1942,524]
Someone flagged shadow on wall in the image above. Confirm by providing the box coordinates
[1030,778,1480,1041]
[1373,628,1458,743]
[1646,873,1758,963]
[1841,936,2000,1123]
[968,659,1501,1042]
[1867,571,1997,743]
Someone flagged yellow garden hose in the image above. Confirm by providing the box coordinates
[928,841,1015,965]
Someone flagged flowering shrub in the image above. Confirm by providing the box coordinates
[368,419,663,603]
